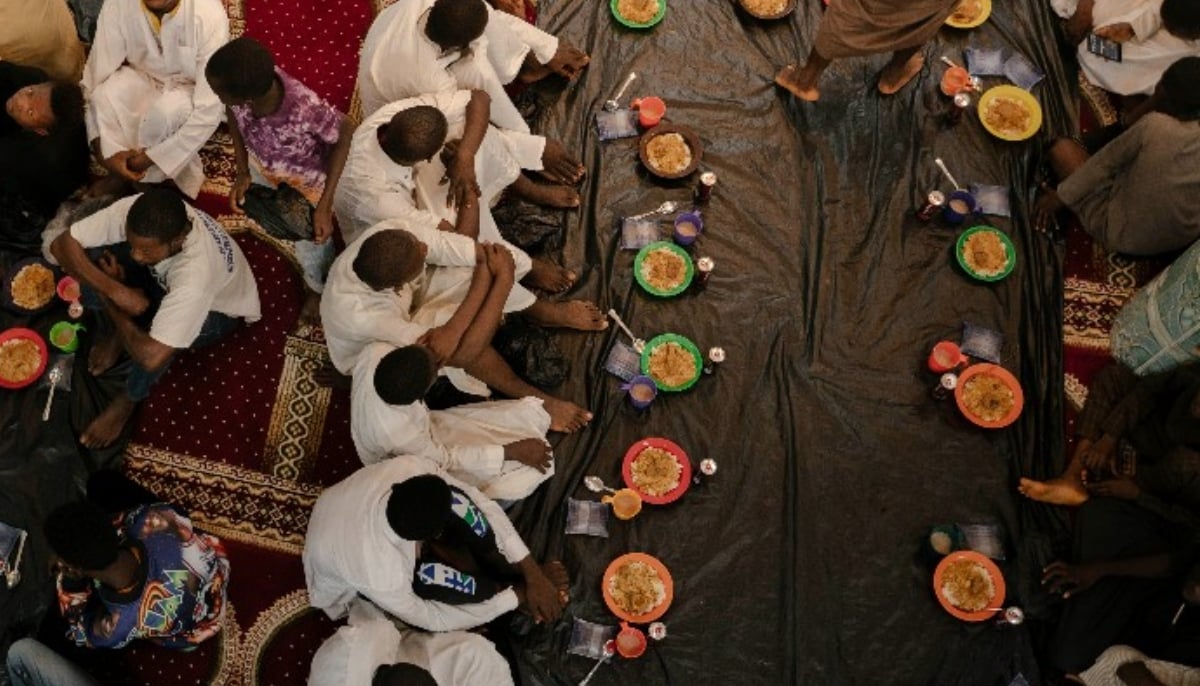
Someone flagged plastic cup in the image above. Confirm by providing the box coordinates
[927,341,967,373]
[626,375,658,409]
[602,488,643,520]
[49,321,86,353]
[616,622,648,658]
[942,190,977,224]
[672,212,704,246]
[631,96,666,128]
[56,276,81,303]
[940,67,971,96]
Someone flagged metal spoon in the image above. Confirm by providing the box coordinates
[578,644,615,685]
[6,531,27,589]
[940,55,965,71]
[41,366,62,422]
[584,475,617,494]
[606,309,646,353]
[604,72,638,112]
[933,157,963,191]
[627,200,679,221]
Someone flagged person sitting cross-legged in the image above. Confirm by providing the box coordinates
[351,241,555,501]
[304,462,569,632]
[49,189,261,448]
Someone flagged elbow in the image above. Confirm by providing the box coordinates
[472,89,491,108]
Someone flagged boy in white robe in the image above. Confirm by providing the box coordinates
[303,461,569,630]
[82,0,228,198]
[307,598,515,686]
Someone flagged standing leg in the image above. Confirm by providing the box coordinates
[774,47,830,102]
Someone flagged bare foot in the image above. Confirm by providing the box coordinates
[524,258,577,293]
[80,394,137,449]
[538,140,585,185]
[541,560,571,603]
[511,173,580,208]
[525,299,608,331]
[298,289,322,326]
[313,360,351,390]
[545,44,589,80]
[774,64,820,102]
[542,397,592,432]
[1018,476,1089,506]
[88,331,124,376]
[878,52,926,95]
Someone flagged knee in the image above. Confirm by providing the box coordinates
[6,638,45,681]
[139,91,193,147]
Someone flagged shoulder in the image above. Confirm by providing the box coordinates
[191,0,231,21]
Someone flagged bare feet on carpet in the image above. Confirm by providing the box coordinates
[313,360,351,390]
[1018,476,1089,506]
[774,64,820,102]
[88,331,124,376]
[524,258,577,293]
[298,289,322,327]
[525,299,607,331]
[541,560,571,603]
[878,52,926,95]
[538,139,586,185]
[511,173,580,208]
[542,397,592,433]
[81,394,137,449]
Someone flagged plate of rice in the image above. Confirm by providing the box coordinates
[977,85,1042,141]
[639,123,703,179]
[611,0,666,28]
[0,327,49,390]
[640,333,703,392]
[603,552,674,622]
[944,0,991,28]
[956,226,1015,282]
[933,551,1005,621]
[954,363,1024,428]
[737,0,796,20]
[622,437,692,504]
[634,241,694,296]
[4,259,58,314]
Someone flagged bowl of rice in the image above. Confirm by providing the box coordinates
[611,0,666,28]
[737,0,796,20]
[639,123,703,179]
[622,436,692,504]
[956,226,1015,282]
[0,327,49,390]
[603,552,674,622]
[954,363,1023,428]
[977,85,1042,141]
[640,333,703,392]
[634,241,695,297]
[933,550,1005,621]
[5,259,58,314]
[944,0,991,28]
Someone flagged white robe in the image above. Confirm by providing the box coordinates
[303,457,530,630]
[1052,0,1200,95]
[81,0,228,198]
[356,0,558,132]
[1080,645,1200,686]
[351,341,553,500]
[307,599,514,686]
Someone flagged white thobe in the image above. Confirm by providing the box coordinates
[81,0,228,198]
[351,342,553,500]
[1080,645,1200,686]
[357,0,558,132]
[307,599,515,686]
[303,458,530,630]
[1052,0,1200,95]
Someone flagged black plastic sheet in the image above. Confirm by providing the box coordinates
[501,1,1072,684]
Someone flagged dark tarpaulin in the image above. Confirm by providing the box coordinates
[500,1,1073,684]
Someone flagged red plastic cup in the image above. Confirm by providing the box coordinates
[616,622,647,658]
[57,276,81,303]
[941,67,970,96]
[928,341,967,373]
[631,97,666,128]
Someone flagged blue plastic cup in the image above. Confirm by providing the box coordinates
[624,375,658,409]
[673,212,704,246]
[942,190,977,224]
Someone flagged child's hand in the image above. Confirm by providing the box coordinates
[229,173,251,214]
[313,204,334,244]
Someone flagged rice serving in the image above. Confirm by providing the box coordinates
[949,0,983,24]
[984,96,1032,137]
[647,341,697,387]
[941,559,995,612]
[962,231,1009,276]
[631,446,683,496]
[645,133,692,175]
[640,247,688,292]
[10,263,55,310]
[0,338,41,384]
[609,561,666,616]
[617,0,660,23]
[741,0,788,16]
[961,373,1015,423]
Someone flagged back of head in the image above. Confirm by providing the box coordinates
[385,474,452,541]
[425,0,489,50]
[1161,56,1200,121]
[374,345,437,406]
[205,36,276,101]
[49,81,85,132]
[352,229,424,291]
[379,106,448,166]
[127,189,190,242]
[1163,0,1200,41]
[372,663,438,686]
[44,501,120,571]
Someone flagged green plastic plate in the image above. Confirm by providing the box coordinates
[639,333,703,392]
[634,241,695,297]
[956,226,1016,282]
[611,0,667,28]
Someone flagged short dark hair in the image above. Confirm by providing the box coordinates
[126,189,190,242]
[44,501,120,571]
[385,475,452,541]
[372,663,437,686]
[49,82,85,131]
[1163,0,1200,40]
[1161,56,1200,121]
[352,229,423,291]
[374,346,437,406]
[425,0,489,50]
[379,107,448,165]
[204,36,277,101]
